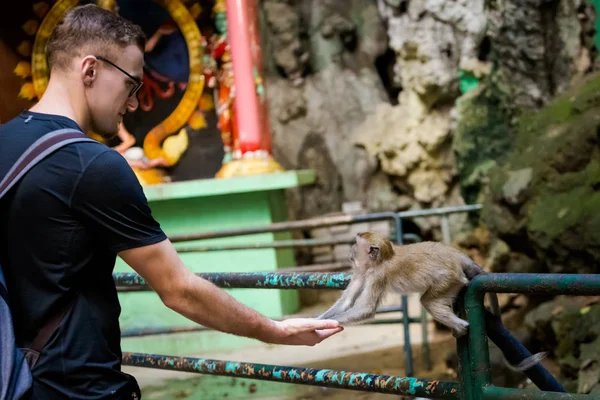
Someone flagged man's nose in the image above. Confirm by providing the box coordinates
[126,94,139,112]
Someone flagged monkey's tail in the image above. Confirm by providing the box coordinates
[462,260,500,317]
[503,352,549,372]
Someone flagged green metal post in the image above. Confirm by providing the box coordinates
[455,291,474,400]
[464,284,490,400]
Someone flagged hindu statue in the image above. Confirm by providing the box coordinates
[204,0,239,165]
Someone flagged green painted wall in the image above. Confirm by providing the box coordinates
[115,171,314,356]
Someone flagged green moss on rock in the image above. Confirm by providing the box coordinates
[453,68,517,205]
[482,72,600,274]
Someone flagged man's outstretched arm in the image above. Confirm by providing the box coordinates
[118,239,343,346]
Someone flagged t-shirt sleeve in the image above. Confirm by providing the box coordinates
[71,149,167,253]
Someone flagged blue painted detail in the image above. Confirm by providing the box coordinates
[225,362,239,373]
[407,378,424,395]
[272,369,284,379]
[288,369,301,379]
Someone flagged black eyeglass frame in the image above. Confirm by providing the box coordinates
[95,55,143,98]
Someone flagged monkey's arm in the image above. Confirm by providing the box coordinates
[325,276,384,324]
[317,275,364,320]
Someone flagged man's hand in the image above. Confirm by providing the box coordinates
[119,240,344,346]
[266,318,344,346]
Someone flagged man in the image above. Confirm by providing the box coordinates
[0,5,342,399]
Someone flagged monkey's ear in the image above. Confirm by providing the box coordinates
[368,245,379,260]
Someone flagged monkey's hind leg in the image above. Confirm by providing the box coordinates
[421,290,469,338]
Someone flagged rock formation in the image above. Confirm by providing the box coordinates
[482,72,600,275]
[262,0,491,239]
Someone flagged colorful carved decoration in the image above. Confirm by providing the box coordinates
[138,73,176,112]
[214,0,284,178]
[205,2,238,164]
[141,0,204,167]
[15,0,283,182]
[18,0,203,175]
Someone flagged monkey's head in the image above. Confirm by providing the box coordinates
[351,231,394,270]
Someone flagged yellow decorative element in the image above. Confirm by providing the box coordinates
[17,41,32,57]
[22,20,40,36]
[188,2,201,19]
[97,0,117,12]
[132,168,170,186]
[33,2,50,18]
[213,0,226,13]
[199,93,214,111]
[35,0,202,169]
[18,83,37,100]
[143,0,205,167]
[188,110,207,129]
[31,0,79,99]
[162,127,189,164]
[215,157,285,179]
[14,62,32,79]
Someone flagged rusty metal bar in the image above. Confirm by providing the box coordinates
[167,205,482,243]
[175,233,423,253]
[275,262,350,273]
[114,271,351,291]
[121,352,462,399]
[176,237,355,252]
[121,325,209,337]
[121,306,417,338]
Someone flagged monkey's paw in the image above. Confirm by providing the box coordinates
[451,322,469,338]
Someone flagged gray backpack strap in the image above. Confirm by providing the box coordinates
[0,129,96,199]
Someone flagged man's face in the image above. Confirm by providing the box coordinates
[85,45,144,139]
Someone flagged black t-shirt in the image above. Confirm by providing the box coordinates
[0,111,167,399]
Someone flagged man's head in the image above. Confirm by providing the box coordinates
[46,4,146,139]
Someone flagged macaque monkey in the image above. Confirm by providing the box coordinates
[318,231,547,371]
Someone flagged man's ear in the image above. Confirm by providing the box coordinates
[81,56,98,87]
[368,245,379,260]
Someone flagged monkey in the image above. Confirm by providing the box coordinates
[317,231,547,372]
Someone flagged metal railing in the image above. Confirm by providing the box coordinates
[112,204,600,398]
[116,204,483,378]
[116,270,600,399]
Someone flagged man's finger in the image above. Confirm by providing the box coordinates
[315,327,344,340]
[306,319,341,330]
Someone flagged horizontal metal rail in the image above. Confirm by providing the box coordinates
[120,316,420,338]
[270,261,350,273]
[121,305,412,338]
[114,271,351,291]
[121,352,462,399]
[168,205,482,242]
[175,233,423,253]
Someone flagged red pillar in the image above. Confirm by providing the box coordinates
[225,0,262,155]
[217,0,282,177]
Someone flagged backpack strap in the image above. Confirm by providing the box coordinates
[0,128,96,363]
[0,128,96,199]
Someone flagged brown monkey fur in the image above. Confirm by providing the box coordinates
[318,231,547,371]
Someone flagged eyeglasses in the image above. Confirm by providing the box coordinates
[95,55,143,98]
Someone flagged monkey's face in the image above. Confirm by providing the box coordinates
[352,234,380,270]
[353,232,394,269]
